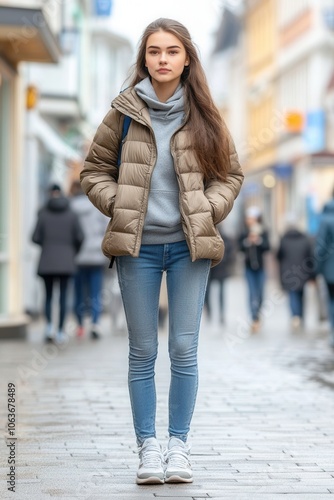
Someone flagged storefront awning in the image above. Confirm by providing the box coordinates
[31,113,82,162]
[0,6,60,66]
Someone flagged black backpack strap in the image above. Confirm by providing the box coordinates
[117,115,131,167]
[109,113,131,269]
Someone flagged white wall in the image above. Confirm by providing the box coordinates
[88,33,133,128]
[325,89,334,151]
[27,54,79,98]
[208,34,247,160]
[278,0,312,28]
[277,51,333,114]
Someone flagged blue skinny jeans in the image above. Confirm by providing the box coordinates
[288,289,304,318]
[116,240,210,446]
[245,267,265,321]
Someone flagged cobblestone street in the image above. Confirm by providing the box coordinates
[1,277,334,499]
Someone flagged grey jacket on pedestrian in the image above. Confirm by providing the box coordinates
[315,199,334,283]
[71,193,108,266]
[32,196,84,276]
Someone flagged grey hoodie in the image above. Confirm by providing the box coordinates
[135,77,185,244]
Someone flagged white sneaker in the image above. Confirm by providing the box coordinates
[291,316,301,330]
[136,437,164,485]
[164,437,193,483]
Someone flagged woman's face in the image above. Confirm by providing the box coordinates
[145,30,189,91]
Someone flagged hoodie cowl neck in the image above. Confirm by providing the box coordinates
[135,77,184,120]
[133,76,185,244]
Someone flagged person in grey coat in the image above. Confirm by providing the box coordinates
[32,184,84,343]
[315,193,334,347]
[70,181,108,339]
[276,215,314,329]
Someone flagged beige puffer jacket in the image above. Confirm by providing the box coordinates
[80,87,244,267]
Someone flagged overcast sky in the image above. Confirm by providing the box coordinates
[109,0,226,61]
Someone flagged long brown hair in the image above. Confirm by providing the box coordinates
[128,18,231,182]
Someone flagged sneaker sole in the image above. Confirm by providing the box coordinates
[165,474,193,483]
[136,475,164,485]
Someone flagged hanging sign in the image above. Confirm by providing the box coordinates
[94,0,112,16]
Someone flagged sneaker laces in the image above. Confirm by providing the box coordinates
[164,446,190,469]
[139,444,163,469]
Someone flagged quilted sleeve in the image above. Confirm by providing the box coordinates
[204,134,244,225]
[80,108,123,217]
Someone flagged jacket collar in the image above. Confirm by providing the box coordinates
[111,86,189,130]
[112,87,151,127]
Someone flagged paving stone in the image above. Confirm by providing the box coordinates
[1,277,334,498]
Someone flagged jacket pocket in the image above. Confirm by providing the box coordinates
[201,193,217,227]
[181,214,188,238]
[101,218,114,258]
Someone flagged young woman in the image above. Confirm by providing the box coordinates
[81,18,243,485]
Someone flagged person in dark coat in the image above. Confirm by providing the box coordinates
[315,194,334,347]
[239,206,270,332]
[32,184,84,343]
[205,225,236,324]
[276,215,314,329]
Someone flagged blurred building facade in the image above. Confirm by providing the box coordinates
[0,0,132,335]
[209,5,247,236]
[244,0,277,232]
[22,0,132,318]
[0,0,61,335]
[212,0,334,241]
[276,0,334,235]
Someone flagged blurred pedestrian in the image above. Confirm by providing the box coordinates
[315,274,329,323]
[276,214,314,330]
[80,18,243,484]
[32,184,84,343]
[70,180,108,340]
[205,224,236,324]
[315,191,334,348]
[239,206,270,332]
